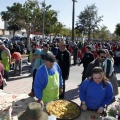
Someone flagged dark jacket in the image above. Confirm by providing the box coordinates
[85,58,100,78]
[56,49,71,80]
[80,52,94,69]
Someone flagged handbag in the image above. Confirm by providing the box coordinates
[0,72,7,87]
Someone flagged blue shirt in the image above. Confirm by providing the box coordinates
[34,62,63,99]
[79,79,113,110]
[34,49,50,69]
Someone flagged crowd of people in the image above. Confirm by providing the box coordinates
[0,38,120,119]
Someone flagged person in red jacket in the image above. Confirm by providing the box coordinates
[77,50,82,64]
[94,50,98,59]
[95,43,99,50]
[68,45,73,55]
[81,46,86,56]
[11,52,22,76]
[78,50,82,59]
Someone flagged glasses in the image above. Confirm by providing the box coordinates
[100,56,106,59]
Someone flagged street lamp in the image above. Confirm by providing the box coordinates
[72,0,77,42]
[42,0,45,42]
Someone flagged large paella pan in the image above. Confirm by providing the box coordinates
[46,100,81,120]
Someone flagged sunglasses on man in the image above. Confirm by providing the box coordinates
[100,56,106,59]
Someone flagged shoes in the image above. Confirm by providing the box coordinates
[28,91,35,97]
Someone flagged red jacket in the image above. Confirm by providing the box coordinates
[78,51,82,59]
[94,51,98,59]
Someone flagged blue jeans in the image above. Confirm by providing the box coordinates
[4,70,9,80]
[30,60,35,74]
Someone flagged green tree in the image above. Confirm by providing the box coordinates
[114,23,120,36]
[76,4,103,41]
[40,2,58,34]
[1,0,58,43]
[60,27,72,37]
[112,33,120,41]
[99,26,111,40]
[1,3,23,25]
[1,2,23,39]
[1,0,41,44]
[53,22,63,35]
[93,25,111,40]
[19,0,41,44]
[7,24,21,37]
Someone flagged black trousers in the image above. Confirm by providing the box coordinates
[82,67,87,82]
[59,80,65,99]
[73,56,77,65]
[32,69,37,93]
[0,84,3,90]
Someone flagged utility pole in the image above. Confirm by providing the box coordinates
[42,0,45,42]
[72,0,77,42]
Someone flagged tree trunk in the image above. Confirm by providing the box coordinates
[13,30,16,37]
[88,28,91,41]
[26,31,30,45]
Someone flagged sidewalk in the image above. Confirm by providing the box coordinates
[3,63,120,105]
[3,63,82,104]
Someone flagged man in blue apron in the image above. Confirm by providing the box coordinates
[34,53,63,105]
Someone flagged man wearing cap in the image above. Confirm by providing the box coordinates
[56,40,71,99]
[34,53,63,105]
[28,43,51,96]
[0,41,11,80]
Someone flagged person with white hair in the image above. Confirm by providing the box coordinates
[0,41,11,80]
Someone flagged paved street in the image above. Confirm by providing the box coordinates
[3,58,120,105]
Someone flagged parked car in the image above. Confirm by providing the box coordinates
[0,37,9,42]
[8,36,27,44]
[8,36,20,45]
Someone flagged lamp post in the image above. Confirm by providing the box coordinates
[72,0,77,42]
[42,0,45,42]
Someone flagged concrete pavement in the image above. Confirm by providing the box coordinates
[3,61,120,105]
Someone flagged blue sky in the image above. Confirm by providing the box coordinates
[0,0,120,33]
